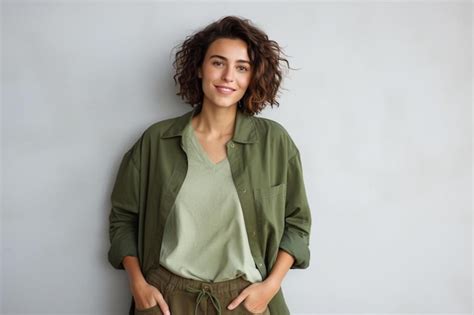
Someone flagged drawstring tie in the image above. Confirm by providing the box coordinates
[185,285,222,315]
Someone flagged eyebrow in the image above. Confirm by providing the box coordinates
[209,54,252,65]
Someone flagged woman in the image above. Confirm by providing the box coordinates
[108,16,312,315]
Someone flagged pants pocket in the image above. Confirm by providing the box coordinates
[144,272,168,300]
[227,290,270,315]
[247,306,270,315]
[134,304,162,315]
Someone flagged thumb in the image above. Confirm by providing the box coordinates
[227,290,249,310]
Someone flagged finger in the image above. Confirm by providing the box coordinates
[155,292,171,315]
[227,291,249,310]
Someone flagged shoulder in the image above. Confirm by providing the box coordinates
[253,115,299,157]
[138,111,190,143]
[126,113,183,155]
[253,115,287,135]
[144,114,181,136]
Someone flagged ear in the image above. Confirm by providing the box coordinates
[198,67,202,79]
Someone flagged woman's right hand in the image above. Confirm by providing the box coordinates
[131,280,171,315]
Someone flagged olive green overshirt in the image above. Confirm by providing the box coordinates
[107,107,312,315]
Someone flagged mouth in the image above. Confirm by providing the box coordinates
[214,85,236,94]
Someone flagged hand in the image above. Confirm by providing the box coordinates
[131,280,171,315]
[227,278,280,313]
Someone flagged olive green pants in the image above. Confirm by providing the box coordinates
[134,264,270,315]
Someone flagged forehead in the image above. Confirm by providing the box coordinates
[205,38,250,61]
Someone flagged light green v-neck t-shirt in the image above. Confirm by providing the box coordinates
[159,118,263,283]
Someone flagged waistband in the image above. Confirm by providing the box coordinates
[147,265,252,315]
[147,264,251,295]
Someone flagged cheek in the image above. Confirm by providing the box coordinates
[238,78,251,91]
[241,74,252,86]
[204,69,221,81]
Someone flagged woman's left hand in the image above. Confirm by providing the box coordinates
[227,278,280,313]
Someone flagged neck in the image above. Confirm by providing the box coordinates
[192,104,237,138]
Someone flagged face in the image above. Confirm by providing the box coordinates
[198,38,253,110]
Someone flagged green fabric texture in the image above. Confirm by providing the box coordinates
[159,117,263,283]
[108,107,312,315]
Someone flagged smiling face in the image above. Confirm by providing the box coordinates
[198,37,253,110]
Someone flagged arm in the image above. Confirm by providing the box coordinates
[123,256,146,289]
[227,249,295,311]
[263,249,295,287]
[278,149,312,269]
[262,150,312,288]
[107,140,141,270]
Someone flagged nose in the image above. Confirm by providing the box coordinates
[222,66,235,82]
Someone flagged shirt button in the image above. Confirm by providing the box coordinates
[241,188,246,193]
[252,231,256,236]
[229,142,235,148]
[258,263,263,267]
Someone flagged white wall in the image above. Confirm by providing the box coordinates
[1,1,471,314]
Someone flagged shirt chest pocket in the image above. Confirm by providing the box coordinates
[253,183,287,227]
[256,183,287,198]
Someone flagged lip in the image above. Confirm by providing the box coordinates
[214,85,236,94]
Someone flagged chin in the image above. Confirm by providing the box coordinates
[211,99,238,108]
[203,93,240,108]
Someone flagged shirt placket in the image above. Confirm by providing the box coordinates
[226,139,267,278]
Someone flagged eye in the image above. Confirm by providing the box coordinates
[212,61,249,72]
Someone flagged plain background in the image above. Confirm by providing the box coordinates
[1,1,472,314]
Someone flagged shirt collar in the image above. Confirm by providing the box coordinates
[161,107,258,144]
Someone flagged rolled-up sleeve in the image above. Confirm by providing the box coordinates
[107,142,141,270]
[279,149,312,269]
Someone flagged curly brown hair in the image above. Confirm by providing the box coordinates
[171,15,294,116]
